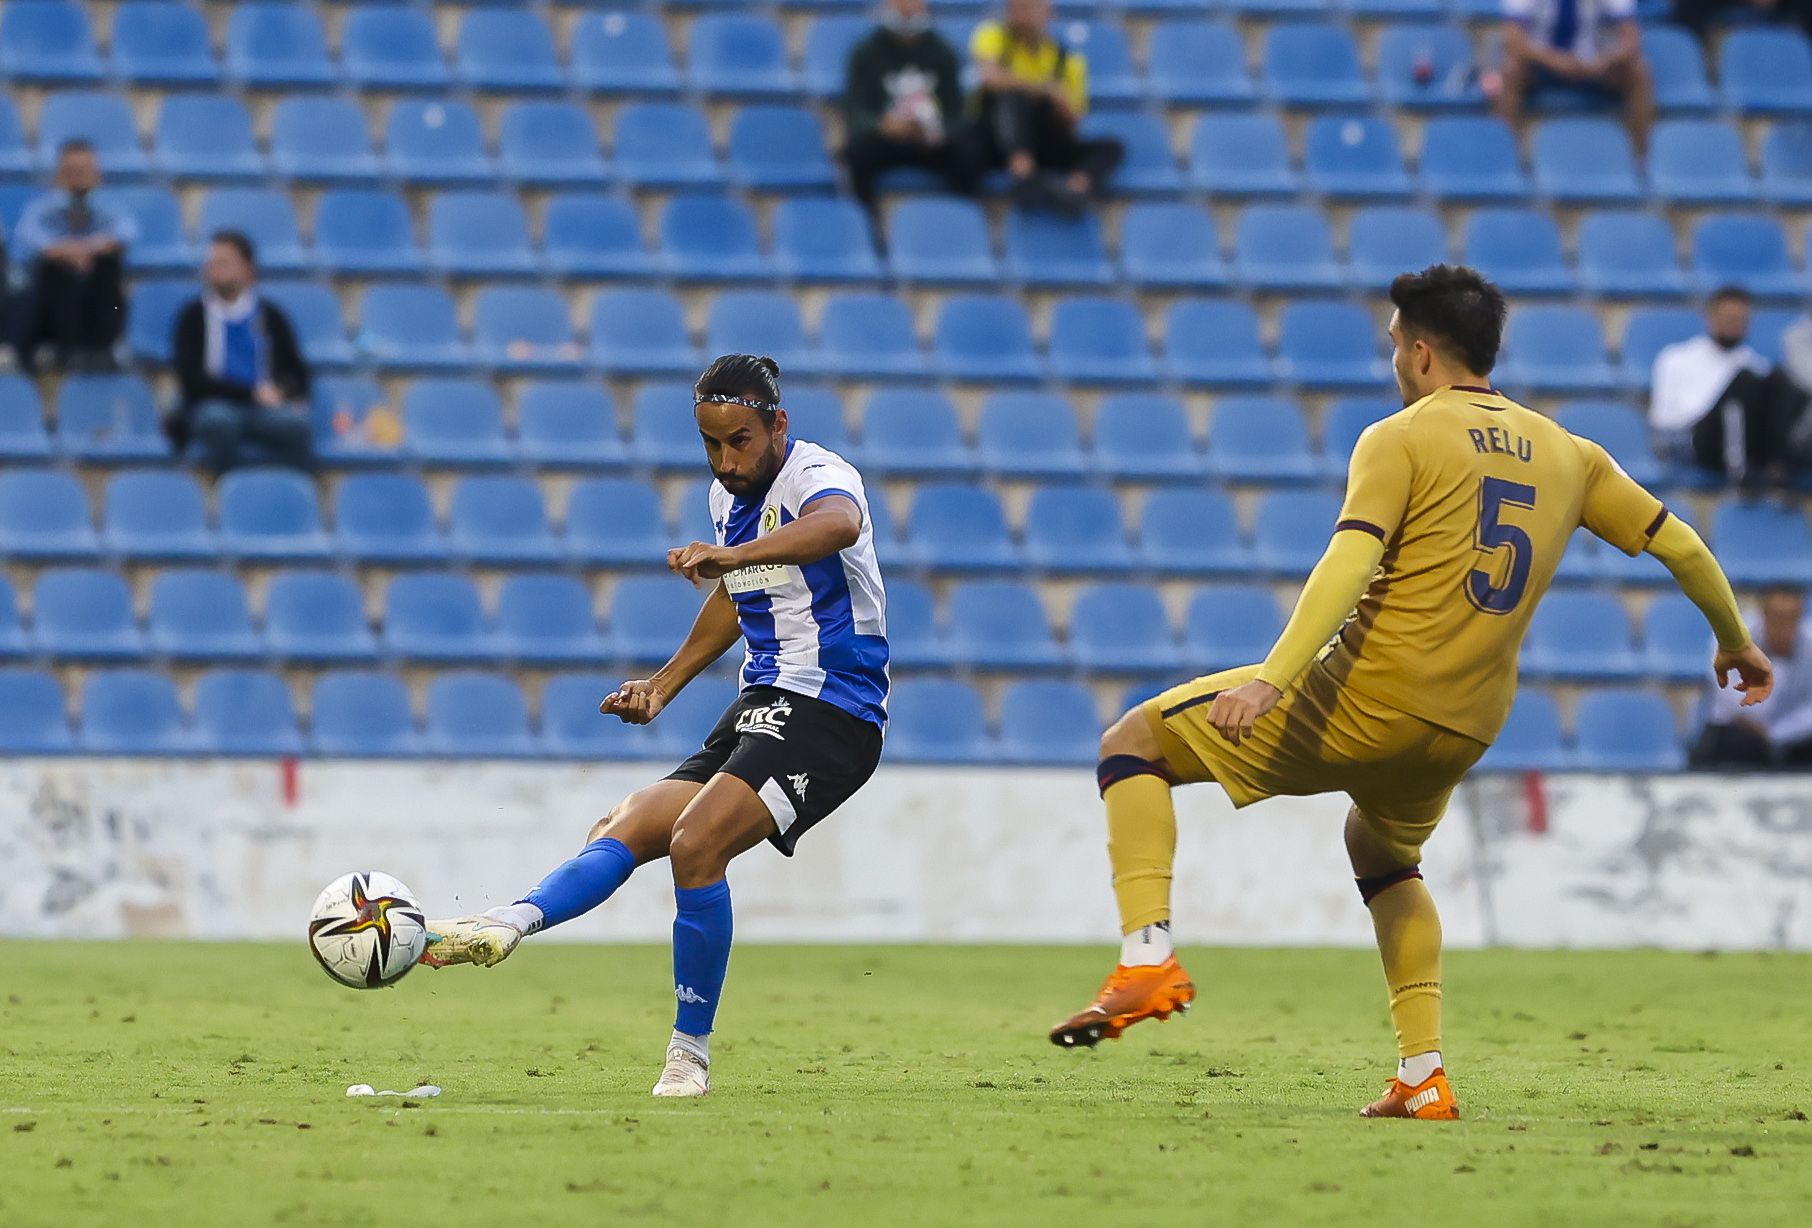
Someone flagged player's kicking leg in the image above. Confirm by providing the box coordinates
[1345,805,1459,1121]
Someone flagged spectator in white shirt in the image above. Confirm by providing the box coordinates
[1649,287,1800,488]
[1691,587,1812,770]
[1497,0,1654,157]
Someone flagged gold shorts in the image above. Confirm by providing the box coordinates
[1141,662,1488,865]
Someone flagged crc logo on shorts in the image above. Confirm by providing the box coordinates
[735,696,793,740]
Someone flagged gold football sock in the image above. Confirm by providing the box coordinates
[1360,870,1442,1059]
[1098,756,1176,936]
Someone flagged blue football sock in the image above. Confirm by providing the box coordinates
[672,879,734,1037]
[521,837,639,931]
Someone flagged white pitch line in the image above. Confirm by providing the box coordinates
[4,1104,662,1118]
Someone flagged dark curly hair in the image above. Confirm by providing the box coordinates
[695,353,782,414]
[1389,264,1507,375]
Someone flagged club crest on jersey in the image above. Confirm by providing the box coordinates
[762,505,780,534]
[735,696,792,740]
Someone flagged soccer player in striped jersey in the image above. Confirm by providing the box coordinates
[424,355,889,1098]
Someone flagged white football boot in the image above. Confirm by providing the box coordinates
[420,915,523,968]
[650,1045,710,1098]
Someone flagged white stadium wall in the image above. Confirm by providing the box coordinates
[3,760,1811,949]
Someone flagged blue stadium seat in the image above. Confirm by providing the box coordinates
[310,376,392,466]
[384,574,499,663]
[155,95,261,180]
[37,91,146,176]
[1065,21,1139,107]
[1022,487,1136,572]
[225,3,333,89]
[571,10,681,95]
[1207,397,1318,481]
[614,103,721,188]
[332,473,444,564]
[630,381,710,468]
[264,572,377,663]
[1263,24,1368,106]
[860,390,975,476]
[545,195,654,279]
[341,6,448,90]
[125,277,189,363]
[1139,489,1253,575]
[0,1,102,82]
[818,293,922,379]
[1303,115,1412,199]
[456,9,562,92]
[428,192,537,277]
[611,576,711,664]
[997,680,1099,766]
[472,287,580,374]
[1523,592,1640,679]
[311,673,420,757]
[1004,211,1113,285]
[192,669,303,756]
[360,285,469,370]
[1120,202,1226,289]
[660,194,771,281]
[1049,297,1158,385]
[1650,120,1757,205]
[1463,207,1574,296]
[705,291,817,375]
[147,570,261,661]
[1644,24,1715,114]
[1188,114,1297,196]
[101,470,210,559]
[932,295,1040,382]
[0,470,97,559]
[591,289,698,376]
[773,199,881,283]
[1084,111,1183,194]
[199,189,306,275]
[499,102,608,186]
[728,106,836,191]
[1148,21,1253,105]
[1234,206,1342,292]
[885,679,993,764]
[1720,28,1812,115]
[647,670,739,752]
[1498,306,1619,392]
[1749,305,1797,362]
[401,379,512,466]
[1321,398,1392,470]
[0,571,28,655]
[1067,584,1174,673]
[803,16,867,98]
[1641,593,1711,682]
[53,373,164,463]
[1277,301,1388,388]
[540,673,656,759]
[1252,490,1340,574]
[515,383,629,471]
[0,376,51,461]
[425,674,536,759]
[270,98,379,182]
[111,2,218,85]
[1376,25,1481,110]
[905,484,1018,570]
[1184,584,1283,672]
[889,199,999,283]
[1164,300,1273,387]
[1094,394,1202,481]
[80,670,189,755]
[32,568,142,659]
[386,100,493,183]
[1576,211,1688,297]
[1533,118,1643,203]
[1419,117,1529,199]
[883,580,951,670]
[0,96,31,178]
[948,580,1064,670]
[1714,502,1812,585]
[219,469,330,560]
[263,283,356,368]
[1690,214,1800,298]
[449,476,560,565]
[1761,123,1812,206]
[1574,689,1682,771]
[101,185,189,273]
[689,13,797,97]
[1480,690,1569,772]
[1347,206,1448,288]
[1556,399,1665,485]
[565,477,666,566]
[1616,307,1699,390]
[0,669,73,753]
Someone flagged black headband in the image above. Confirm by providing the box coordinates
[697,394,777,412]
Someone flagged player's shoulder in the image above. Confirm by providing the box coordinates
[780,439,867,499]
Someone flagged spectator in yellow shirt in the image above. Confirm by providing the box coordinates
[970,0,1122,216]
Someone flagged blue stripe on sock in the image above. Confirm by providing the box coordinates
[522,837,638,930]
[672,879,734,1036]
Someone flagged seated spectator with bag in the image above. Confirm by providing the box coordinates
[842,0,978,216]
[1692,587,1812,770]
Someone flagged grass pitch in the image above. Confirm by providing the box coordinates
[2,943,1809,1227]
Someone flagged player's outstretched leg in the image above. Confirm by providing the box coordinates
[422,780,698,968]
[1050,708,1195,1049]
[1347,807,1459,1120]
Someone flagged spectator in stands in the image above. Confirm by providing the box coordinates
[1649,287,1802,489]
[1672,0,1812,43]
[841,0,977,217]
[169,231,314,474]
[1496,0,1655,158]
[10,139,134,372]
[1692,587,1812,769]
[968,0,1122,216]
[1772,302,1812,468]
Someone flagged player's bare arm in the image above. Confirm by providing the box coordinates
[603,581,743,724]
[667,494,861,584]
[1644,515,1775,707]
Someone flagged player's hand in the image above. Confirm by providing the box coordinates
[601,678,670,724]
[1207,680,1283,747]
[667,542,741,586]
[1715,642,1774,708]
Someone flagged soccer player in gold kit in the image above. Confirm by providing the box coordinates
[1049,266,1776,1119]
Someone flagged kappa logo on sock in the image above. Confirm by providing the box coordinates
[734,696,792,741]
[787,773,810,800]
[675,985,710,1005]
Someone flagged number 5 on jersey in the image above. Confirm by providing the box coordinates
[1466,476,1536,615]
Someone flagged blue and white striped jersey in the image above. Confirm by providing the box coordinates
[708,439,890,730]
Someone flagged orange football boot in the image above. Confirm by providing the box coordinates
[1360,1068,1461,1120]
[1049,956,1195,1048]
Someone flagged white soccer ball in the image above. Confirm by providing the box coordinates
[307,871,428,990]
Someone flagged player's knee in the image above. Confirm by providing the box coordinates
[668,820,729,888]
[1098,707,1158,762]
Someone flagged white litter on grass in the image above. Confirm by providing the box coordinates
[346,1084,442,1098]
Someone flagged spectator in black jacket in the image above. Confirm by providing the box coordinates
[841,0,978,215]
[170,231,314,473]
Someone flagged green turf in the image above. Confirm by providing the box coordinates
[2,943,1809,1227]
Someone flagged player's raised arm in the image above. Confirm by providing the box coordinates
[602,580,743,724]
[668,493,861,585]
